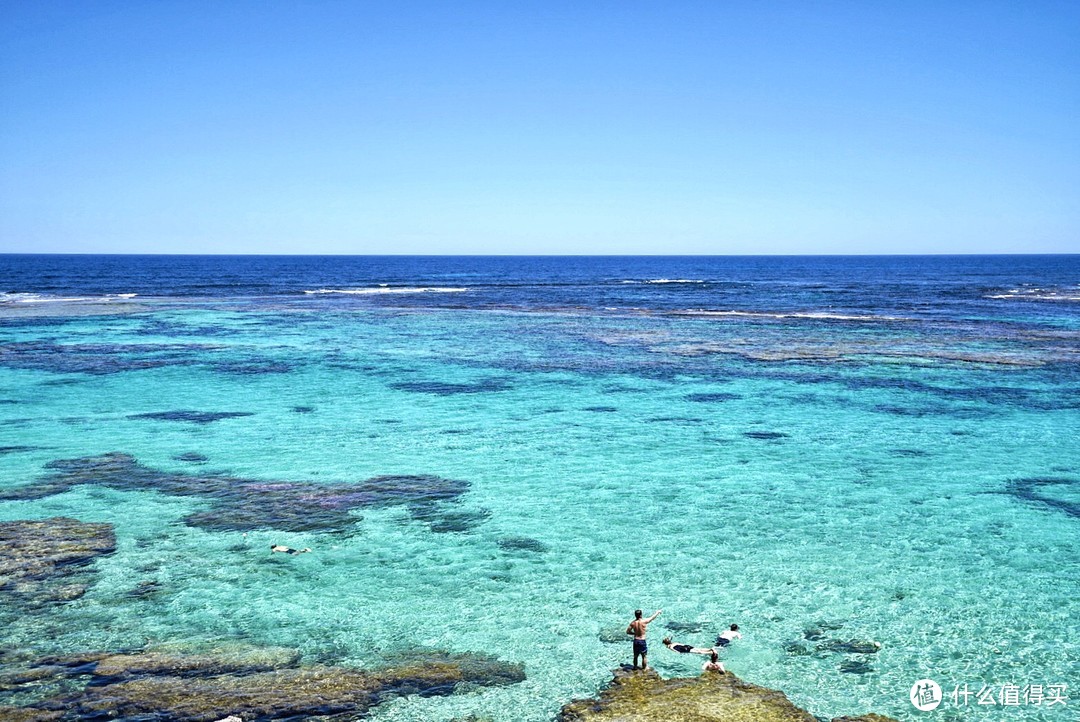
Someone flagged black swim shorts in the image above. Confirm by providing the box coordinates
[633,638,647,655]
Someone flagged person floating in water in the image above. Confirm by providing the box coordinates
[626,608,661,669]
[663,637,714,655]
[716,623,742,647]
[270,544,311,555]
[702,651,726,673]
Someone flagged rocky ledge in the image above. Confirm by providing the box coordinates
[558,668,897,722]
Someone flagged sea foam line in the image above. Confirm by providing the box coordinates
[669,309,908,322]
[0,292,138,304]
[303,287,468,295]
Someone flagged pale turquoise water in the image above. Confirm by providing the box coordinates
[1,295,1078,721]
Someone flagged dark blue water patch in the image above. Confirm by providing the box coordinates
[648,416,702,424]
[0,453,470,533]
[389,379,511,395]
[38,377,87,386]
[291,406,315,414]
[872,403,993,419]
[582,406,618,413]
[889,449,931,458]
[743,431,790,440]
[0,341,202,375]
[839,659,875,675]
[685,392,742,403]
[137,318,242,338]
[439,429,471,435]
[496,536,548,553]
[0,399,21,404]
[408,503,491,533]
[172,452,209,463]
[0,446,42,455]
[1004,477,1079,519]
[128,411,255,425]
[212,360,294,375]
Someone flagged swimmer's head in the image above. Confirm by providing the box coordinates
[662,637,672,645]
[730,624,739,631]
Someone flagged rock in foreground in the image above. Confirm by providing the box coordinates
[5,647,524,721]
[558,668,897,722]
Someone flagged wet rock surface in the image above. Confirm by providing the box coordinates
[2,646,524,721]
[557,668,898,722]
[0,518,115,607]
[0,454,470,533]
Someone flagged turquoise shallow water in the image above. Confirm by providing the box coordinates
[1,273,1078,720]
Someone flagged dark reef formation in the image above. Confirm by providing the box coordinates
[0,518,115,607]
[0,646,524,721]
[1005,476,1078,518]
[128,411,254,425]
[0,454,470,533]
[389,379,511,395]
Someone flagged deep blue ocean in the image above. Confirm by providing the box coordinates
[1,255,1077,721]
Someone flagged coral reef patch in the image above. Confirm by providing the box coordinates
[128,411,254,425]
[0,454,470,534]
[0,646,525,721]
[0,518,115,607]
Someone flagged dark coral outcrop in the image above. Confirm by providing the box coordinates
[3,647,524,721]
[0,518,115,607]
[0,453,470,533]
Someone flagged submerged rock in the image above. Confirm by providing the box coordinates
[390,379,511,395]
[1004,476,1079,518]
[743,431,790,440]
[497,536,549,553]
[0,454,470,534]
[817,639,882,655]
[663,620,706,634]
[173,452,209,463]
[598,628,629,644]
[685,392,741,403]
[839,659,875,675]
[10,648,523,721]
[128,411,254,425]
[0,518,115,607]
[557,668,897,722]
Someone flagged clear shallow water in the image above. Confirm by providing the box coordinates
[0,255,1077,721]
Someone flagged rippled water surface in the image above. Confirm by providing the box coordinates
[1,255,1077,720]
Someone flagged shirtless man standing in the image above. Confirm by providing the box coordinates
[626,608,661,669]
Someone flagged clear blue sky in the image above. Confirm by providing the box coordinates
[1,1,1077,254]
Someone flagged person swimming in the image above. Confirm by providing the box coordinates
[270,544,311,555]
[716,623,742,647]
[662,637,714,655]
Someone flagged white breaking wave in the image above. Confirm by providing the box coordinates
[671,309,908,322]
[986,288,1080,302]
[303,286,468,295]
[0,292,138,305]
[621,279,706,285]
